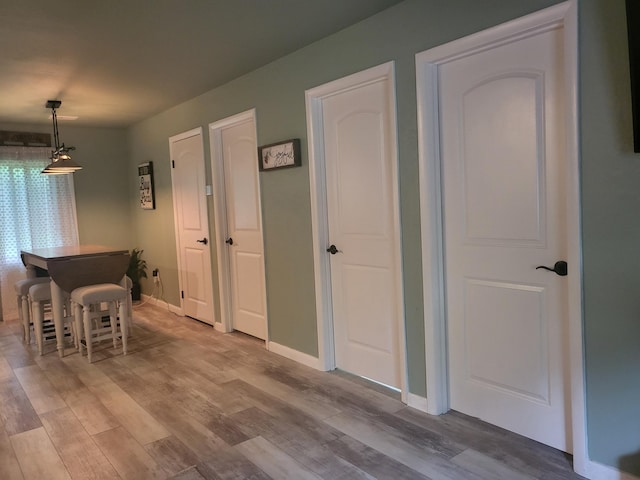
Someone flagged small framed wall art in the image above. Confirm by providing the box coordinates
[138,161,155,209]
[258,138,301,171]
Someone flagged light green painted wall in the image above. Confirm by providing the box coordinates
[127,119,182,308]
[66,127,131,248]
[581,0,640,473]
[127,0,559,394]
[0,122,131,249]
[126,0,640,474]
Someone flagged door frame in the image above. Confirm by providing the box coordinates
[305,62,408,401]
[415,0,586,473]
[168,127,214,321]
[208,109,269,342]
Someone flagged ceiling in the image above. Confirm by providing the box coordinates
[0,0,404,128]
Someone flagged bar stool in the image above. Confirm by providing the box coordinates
[29,283,74,355]
[71,283,128,363]
[14,277,50,344]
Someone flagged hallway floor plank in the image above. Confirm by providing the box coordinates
[0,303,585,480]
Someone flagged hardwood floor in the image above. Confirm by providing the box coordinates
[0,303,585,480]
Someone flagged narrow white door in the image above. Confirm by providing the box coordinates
[321,73,403,389]
[440,26,569,451]
[216,117,267,339]
[169,128,215,324]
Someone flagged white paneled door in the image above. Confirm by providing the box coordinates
[210,112,267,340]
[169,128,215,324]
[316,64,404,390]
[439,24,570,451]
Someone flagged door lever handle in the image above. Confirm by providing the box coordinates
[225,237,234,245]
[536,260,567,276]
[196,237,208,245]
[326,244,340,255]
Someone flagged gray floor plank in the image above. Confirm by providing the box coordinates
[0,303,585,480]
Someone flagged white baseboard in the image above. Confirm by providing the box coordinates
[407,393,429,413]
[267,341,322,370]
[582,459,640,480]
[138,294,183,316]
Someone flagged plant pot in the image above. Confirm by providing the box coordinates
[131,282,141,302]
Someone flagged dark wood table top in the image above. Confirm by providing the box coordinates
[21,245,130,293]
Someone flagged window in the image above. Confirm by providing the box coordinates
[0,146,78,320]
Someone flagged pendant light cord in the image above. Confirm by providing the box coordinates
[51,106,61,151]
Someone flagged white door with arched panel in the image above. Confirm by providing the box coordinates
[169,128,215,324]
[306,63,406,395]
[416,3,583,455]
[210,111,268,340]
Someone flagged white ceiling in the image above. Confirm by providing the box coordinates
[0,0,404,127]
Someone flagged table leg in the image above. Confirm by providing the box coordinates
[50,280,65,358]
[25,264,36,279]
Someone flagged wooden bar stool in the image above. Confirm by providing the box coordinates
[71,283,128,363]
[29,283,74,355]
[14,277,50,344]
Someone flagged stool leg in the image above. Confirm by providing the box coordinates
[17,295,24,341]
[74,302,83,355]
[109,302,118,349]
[21,295,31,344]
[64,298,77,349]
[119,300,128,355]
[127,291,133,337]
[83,305,93,363]
[32,300,44,355]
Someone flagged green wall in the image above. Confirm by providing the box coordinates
[0,122,131,249]
[581,0,640,473]
[128,0,559,395]
[126,0,640,474]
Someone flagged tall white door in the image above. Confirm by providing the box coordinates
[321,72,403,389]
[169,128,215,324]
[439,26,569,451]
[213,115,267,340]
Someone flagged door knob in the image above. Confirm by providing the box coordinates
[225,237,234,245]
[196,237,208,245]
[326,244,339,255]
[536,260,567,276]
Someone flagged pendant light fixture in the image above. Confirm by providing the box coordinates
[42,100,82,175]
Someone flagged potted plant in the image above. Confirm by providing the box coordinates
[127,248,148,301]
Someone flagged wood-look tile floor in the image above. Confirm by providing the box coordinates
[0,303,586,480]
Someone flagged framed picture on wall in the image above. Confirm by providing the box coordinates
[258,138,301,171]
[138,162,155,209]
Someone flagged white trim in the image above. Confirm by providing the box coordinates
[415,0,587,475]
[267,341,322,370]
[305,61,408,403]
[561,1,588,475]
[168,127,203,316]
[583,461,640,480]
[407,393,429,413]
[208,109,269,344]
[139,294,183,316]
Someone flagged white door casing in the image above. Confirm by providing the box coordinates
[306,62,407,397]
[209,110,268,340]
[416,0,586,474]
[169,127,215,324]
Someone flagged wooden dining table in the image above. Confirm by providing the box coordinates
[20,245,130,357]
